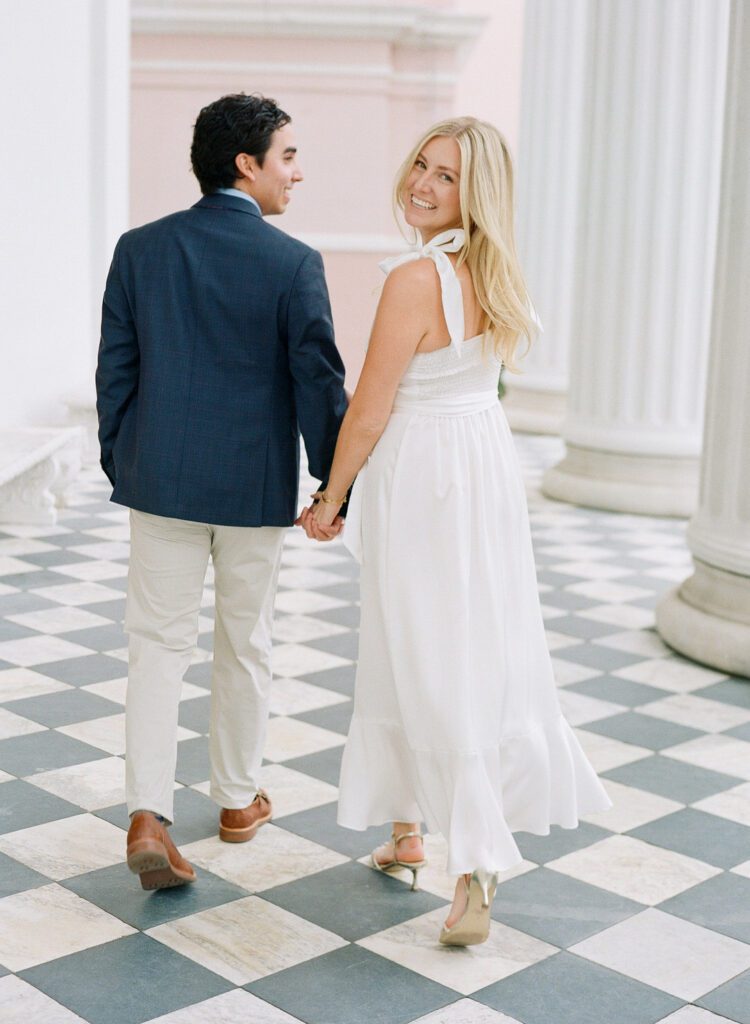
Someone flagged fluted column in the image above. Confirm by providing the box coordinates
[657,0,750,677]
[503,0,591,435]
[542,0,729,515]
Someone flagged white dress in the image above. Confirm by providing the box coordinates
[338,230,613,875]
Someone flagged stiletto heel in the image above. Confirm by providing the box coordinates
[370,830,427,891]
[439,869,499,946]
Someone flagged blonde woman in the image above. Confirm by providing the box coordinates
[298,117,612,946]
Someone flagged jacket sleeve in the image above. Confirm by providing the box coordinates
[286,249,348,485]
[95,239,139,486]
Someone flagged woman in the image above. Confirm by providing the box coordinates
[298,117,612,946]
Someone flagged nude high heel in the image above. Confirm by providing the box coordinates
[370,830,427,891]
[439,869,499,946]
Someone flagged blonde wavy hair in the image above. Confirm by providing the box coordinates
[394,116,535,371]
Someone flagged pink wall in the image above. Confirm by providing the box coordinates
[129,1,525,384]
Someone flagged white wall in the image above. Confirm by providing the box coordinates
[0,0,129,430]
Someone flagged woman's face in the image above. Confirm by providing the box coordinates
[402,135,462,242]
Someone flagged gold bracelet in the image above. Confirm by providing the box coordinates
[319,492,347,505]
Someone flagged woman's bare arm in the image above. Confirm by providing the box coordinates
[303,259,439,536]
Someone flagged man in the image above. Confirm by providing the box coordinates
[96,93,348,889]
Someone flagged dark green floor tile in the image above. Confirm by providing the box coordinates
[19,933,232,1024]
[64,861,250,930]
[275,799,388,859]
[294,700,353,736]
[565,676,670,708]
[0,849,51,896]
[38,654,126,686]
[174,736,210,786]
[260,861,443,941]
[659,872,750,944]
[492,866,644,947]
[283,745,343,786]
[583,711,703,751]
[0,731,108,777]
[247,944,456,1024]
[603,753,742,803]
[515,822,612,865]
[6,688,121,728]
[178,694,211,735]
[697,967,750,1024]
[306,631,359,661]
[0,778,81,836]
[301,664,356,697]
[473,951,682,1024]
[696,678,750,709]
[62,623,127,652]
[628,808,750,869]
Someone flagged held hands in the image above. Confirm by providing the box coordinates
[295,491,345,542]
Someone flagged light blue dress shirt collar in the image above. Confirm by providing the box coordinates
[215,187,262,216]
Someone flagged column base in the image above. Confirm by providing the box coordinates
[656,560,750,678]
[542,443,699,516]
[501,385,566,436]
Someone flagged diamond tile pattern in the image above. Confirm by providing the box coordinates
[0,446,748,1023]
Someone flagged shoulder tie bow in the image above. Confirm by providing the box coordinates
[379,228,467,356]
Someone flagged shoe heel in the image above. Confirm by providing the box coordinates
[474,869,499,908]
[408,865,421,891]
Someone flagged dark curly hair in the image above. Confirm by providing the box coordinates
[190,93,291,195]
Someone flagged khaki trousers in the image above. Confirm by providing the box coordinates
[124,509,285,822]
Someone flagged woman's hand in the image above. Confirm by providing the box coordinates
[295,492,344,542]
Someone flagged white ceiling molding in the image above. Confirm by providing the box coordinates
[131,1,486,49]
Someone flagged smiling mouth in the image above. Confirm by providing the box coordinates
[410,194,436,211]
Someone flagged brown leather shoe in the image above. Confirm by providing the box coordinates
[126,812,197,890]
[219,789,272,843]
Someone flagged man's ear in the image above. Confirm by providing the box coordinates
[235,152,257,183]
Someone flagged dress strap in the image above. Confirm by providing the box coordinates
[379,228,467,357]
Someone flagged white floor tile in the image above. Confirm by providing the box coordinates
[580,778,683,833]
[570,907,750,1000]
[0,635,95,667]
[662,733,750,780]
[269,677,349,716]
[692,781,750,826]
[272,642,352,678]
[572,728,651,772]
[0,973,88,1022]
[0,883,133,971]
[142,988,303,1024]
[0,813,125,880]
[28,756,126,810]
[147,896,346,985]
[613,658,728,692]
[6,606,113,635]
[30,581,125,606]
[547,835,720,905]
[358,907,556,996]
[183,823,347,892]
[263,716,346,762]
[640,692,750,733]
[273,589,348,615]
[410,1000,523,1024]
[0,706,47,740]
[57,714,198,756]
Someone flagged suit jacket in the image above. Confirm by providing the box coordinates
[95,192,348,526]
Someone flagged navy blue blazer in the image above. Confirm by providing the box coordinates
[96,193,348,526]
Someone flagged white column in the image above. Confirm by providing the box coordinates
[542,0,729,515]
[0,0,129,431]
[503,0,591,435]
[656,0,750,677]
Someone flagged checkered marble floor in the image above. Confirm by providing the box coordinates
[1,435,749,1024]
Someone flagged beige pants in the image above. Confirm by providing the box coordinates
[124,509,285,822]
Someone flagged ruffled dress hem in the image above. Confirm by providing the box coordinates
[337,711,613,876]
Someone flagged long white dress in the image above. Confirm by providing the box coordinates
[338,231,612,876]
